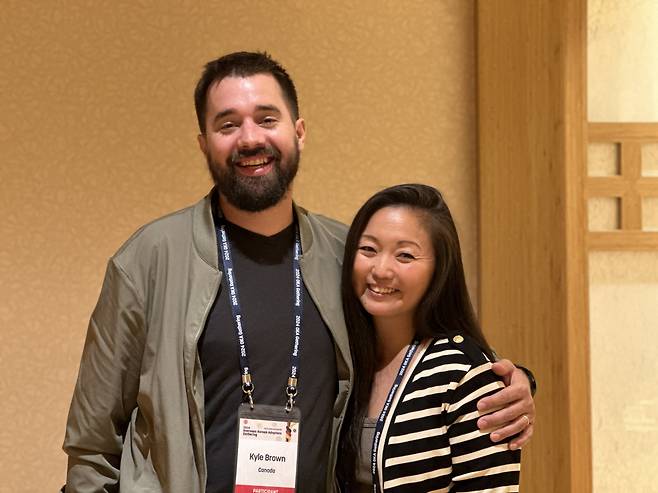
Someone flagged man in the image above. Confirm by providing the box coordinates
[63,52,535,492]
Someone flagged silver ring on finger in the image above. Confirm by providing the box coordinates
[520,414,530,427]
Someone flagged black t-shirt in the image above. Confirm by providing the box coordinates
[199,216,338,493]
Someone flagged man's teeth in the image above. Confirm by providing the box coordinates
[240,157,270,167]
[370,286,396,294]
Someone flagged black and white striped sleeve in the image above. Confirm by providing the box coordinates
[378,337,521,492]
[445,354,521,492]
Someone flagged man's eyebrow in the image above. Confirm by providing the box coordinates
[255,104,281,114]
[211,104,282,125]
[212,108,236,125]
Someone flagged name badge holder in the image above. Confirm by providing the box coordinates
[235,403,301,493]
[216,222,304,493]
[370,340,419,493]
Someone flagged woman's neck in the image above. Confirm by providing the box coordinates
[373,315,416,369]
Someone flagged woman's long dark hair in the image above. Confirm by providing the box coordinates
[338,183,494,486]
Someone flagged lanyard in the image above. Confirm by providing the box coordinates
[371,340,419,493]
[216,221,304,412]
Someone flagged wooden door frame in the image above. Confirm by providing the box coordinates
[476,1,591,491]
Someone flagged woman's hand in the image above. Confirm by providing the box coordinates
[476,359,535,450]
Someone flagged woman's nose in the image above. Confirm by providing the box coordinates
[371,256,394,280]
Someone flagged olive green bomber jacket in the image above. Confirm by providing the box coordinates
[63,191,353,492]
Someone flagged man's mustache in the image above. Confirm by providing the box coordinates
[229,145,280,166]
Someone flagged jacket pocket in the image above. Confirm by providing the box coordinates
[333,379,350,417]
[120,409,163,492]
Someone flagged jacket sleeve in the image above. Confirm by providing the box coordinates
[446,363,521,492]
[63,258,146,492]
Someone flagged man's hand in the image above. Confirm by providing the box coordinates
[477,359,535,450]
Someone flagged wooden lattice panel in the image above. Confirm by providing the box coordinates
[587,122,658,250]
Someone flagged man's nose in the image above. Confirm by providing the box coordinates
[237,120,265,149]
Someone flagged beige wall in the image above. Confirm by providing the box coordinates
[0,2,477,490]
[588,0,658,490]
[589,252,658,492]
[589,0,658,121]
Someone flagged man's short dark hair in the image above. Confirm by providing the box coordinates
[194,51,299,133]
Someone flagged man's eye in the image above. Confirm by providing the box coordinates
[260,117,278,127]
[219,122,238,133]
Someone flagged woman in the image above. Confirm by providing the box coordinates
[339,184,521,492]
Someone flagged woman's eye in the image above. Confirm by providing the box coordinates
[397,252,416,262]
[358,245,376,255]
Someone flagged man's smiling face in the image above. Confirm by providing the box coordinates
[198,73,306,212]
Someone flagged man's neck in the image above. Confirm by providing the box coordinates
[218,192,294,236]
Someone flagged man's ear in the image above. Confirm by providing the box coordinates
[197,133,208,155]
[295,118,306,151]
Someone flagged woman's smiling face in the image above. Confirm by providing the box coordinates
[352,206,436,326]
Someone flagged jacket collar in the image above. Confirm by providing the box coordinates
[294,202,314,254]
[192,190,220,271]
[192,188,317,268]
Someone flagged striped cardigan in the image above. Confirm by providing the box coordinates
[375,336,521,492]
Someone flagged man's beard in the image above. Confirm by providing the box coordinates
[206,142,299,212]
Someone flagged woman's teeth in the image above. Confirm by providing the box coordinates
[369,285,396,294]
